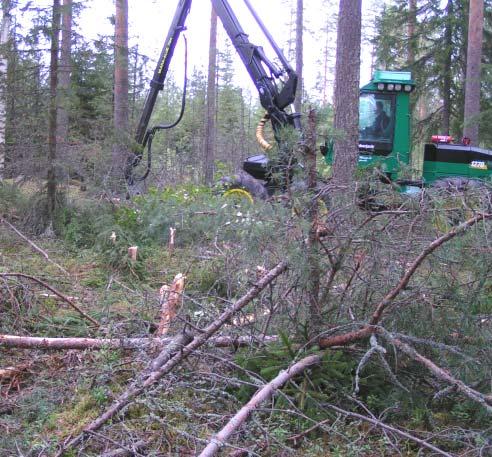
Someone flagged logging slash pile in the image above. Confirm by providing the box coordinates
[1,181,492,456]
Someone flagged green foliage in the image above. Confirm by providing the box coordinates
[0,181,29,217]
[374,0,492,147]
[71,37,114,141]
[56,200,113,249]
[234,336,355,426]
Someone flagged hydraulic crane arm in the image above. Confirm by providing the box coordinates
[135,0,191,148]
[211,0,300,136]
[127,0,300,186]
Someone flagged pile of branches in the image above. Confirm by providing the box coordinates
[2,179,492,456]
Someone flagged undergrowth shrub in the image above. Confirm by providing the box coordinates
[56,200,113,249]
[0,181,29,218]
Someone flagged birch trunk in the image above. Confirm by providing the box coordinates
[0,1,11,180]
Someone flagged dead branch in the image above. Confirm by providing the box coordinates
[0,216,70,276]
[55,261,288,456]
[157,273,185,336]
[0,362,33,397]
[0,272,100,327]
[369,212,492,326]
[379,330,492,413]
[319,212,491,349]
[0,334,278,350]
[100,440,148,457]
[324,403,453,457]
[198,353,322,457]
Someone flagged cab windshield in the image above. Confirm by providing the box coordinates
[359,93,395,152]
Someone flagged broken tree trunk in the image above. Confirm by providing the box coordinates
[157,273,185,336]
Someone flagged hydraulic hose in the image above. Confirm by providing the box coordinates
[128,35,189,185]
[256,113,273,151]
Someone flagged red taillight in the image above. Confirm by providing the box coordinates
[431,135,454,144]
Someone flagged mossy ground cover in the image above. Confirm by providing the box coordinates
[1,182,492,455]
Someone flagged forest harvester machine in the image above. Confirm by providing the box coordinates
[323,69,492,191]
[124,0,492,197]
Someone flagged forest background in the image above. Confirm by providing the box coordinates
[1,0,492,456]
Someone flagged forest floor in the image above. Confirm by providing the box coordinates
[1,180,492,456]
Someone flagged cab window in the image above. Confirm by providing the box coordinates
[359,93,395,153]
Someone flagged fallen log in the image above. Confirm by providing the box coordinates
[0,334,278,350]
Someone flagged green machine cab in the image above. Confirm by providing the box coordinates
[325,70,415,181]
[325,69,492,187]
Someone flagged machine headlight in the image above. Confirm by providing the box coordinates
[377,83,385,90]
[394,84,402,91]
[404,84,412,92]
[387,83,395,91]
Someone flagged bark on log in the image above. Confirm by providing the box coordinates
[0,334,278,350]
[199,354,322,457]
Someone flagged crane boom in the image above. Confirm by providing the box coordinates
[127,0,300,186]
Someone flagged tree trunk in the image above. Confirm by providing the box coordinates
[463,0,483,143]
[0,334,278,350]
[407,0,416,65]
[112,0,129,190]
[47,0,61,225]
[56,0,72,163]
[204,6,217,185]
[332,0,362,188]
[0,0,11,180]
[294,0,303,114]
[442,0,453,135]
[305,110,320,324]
